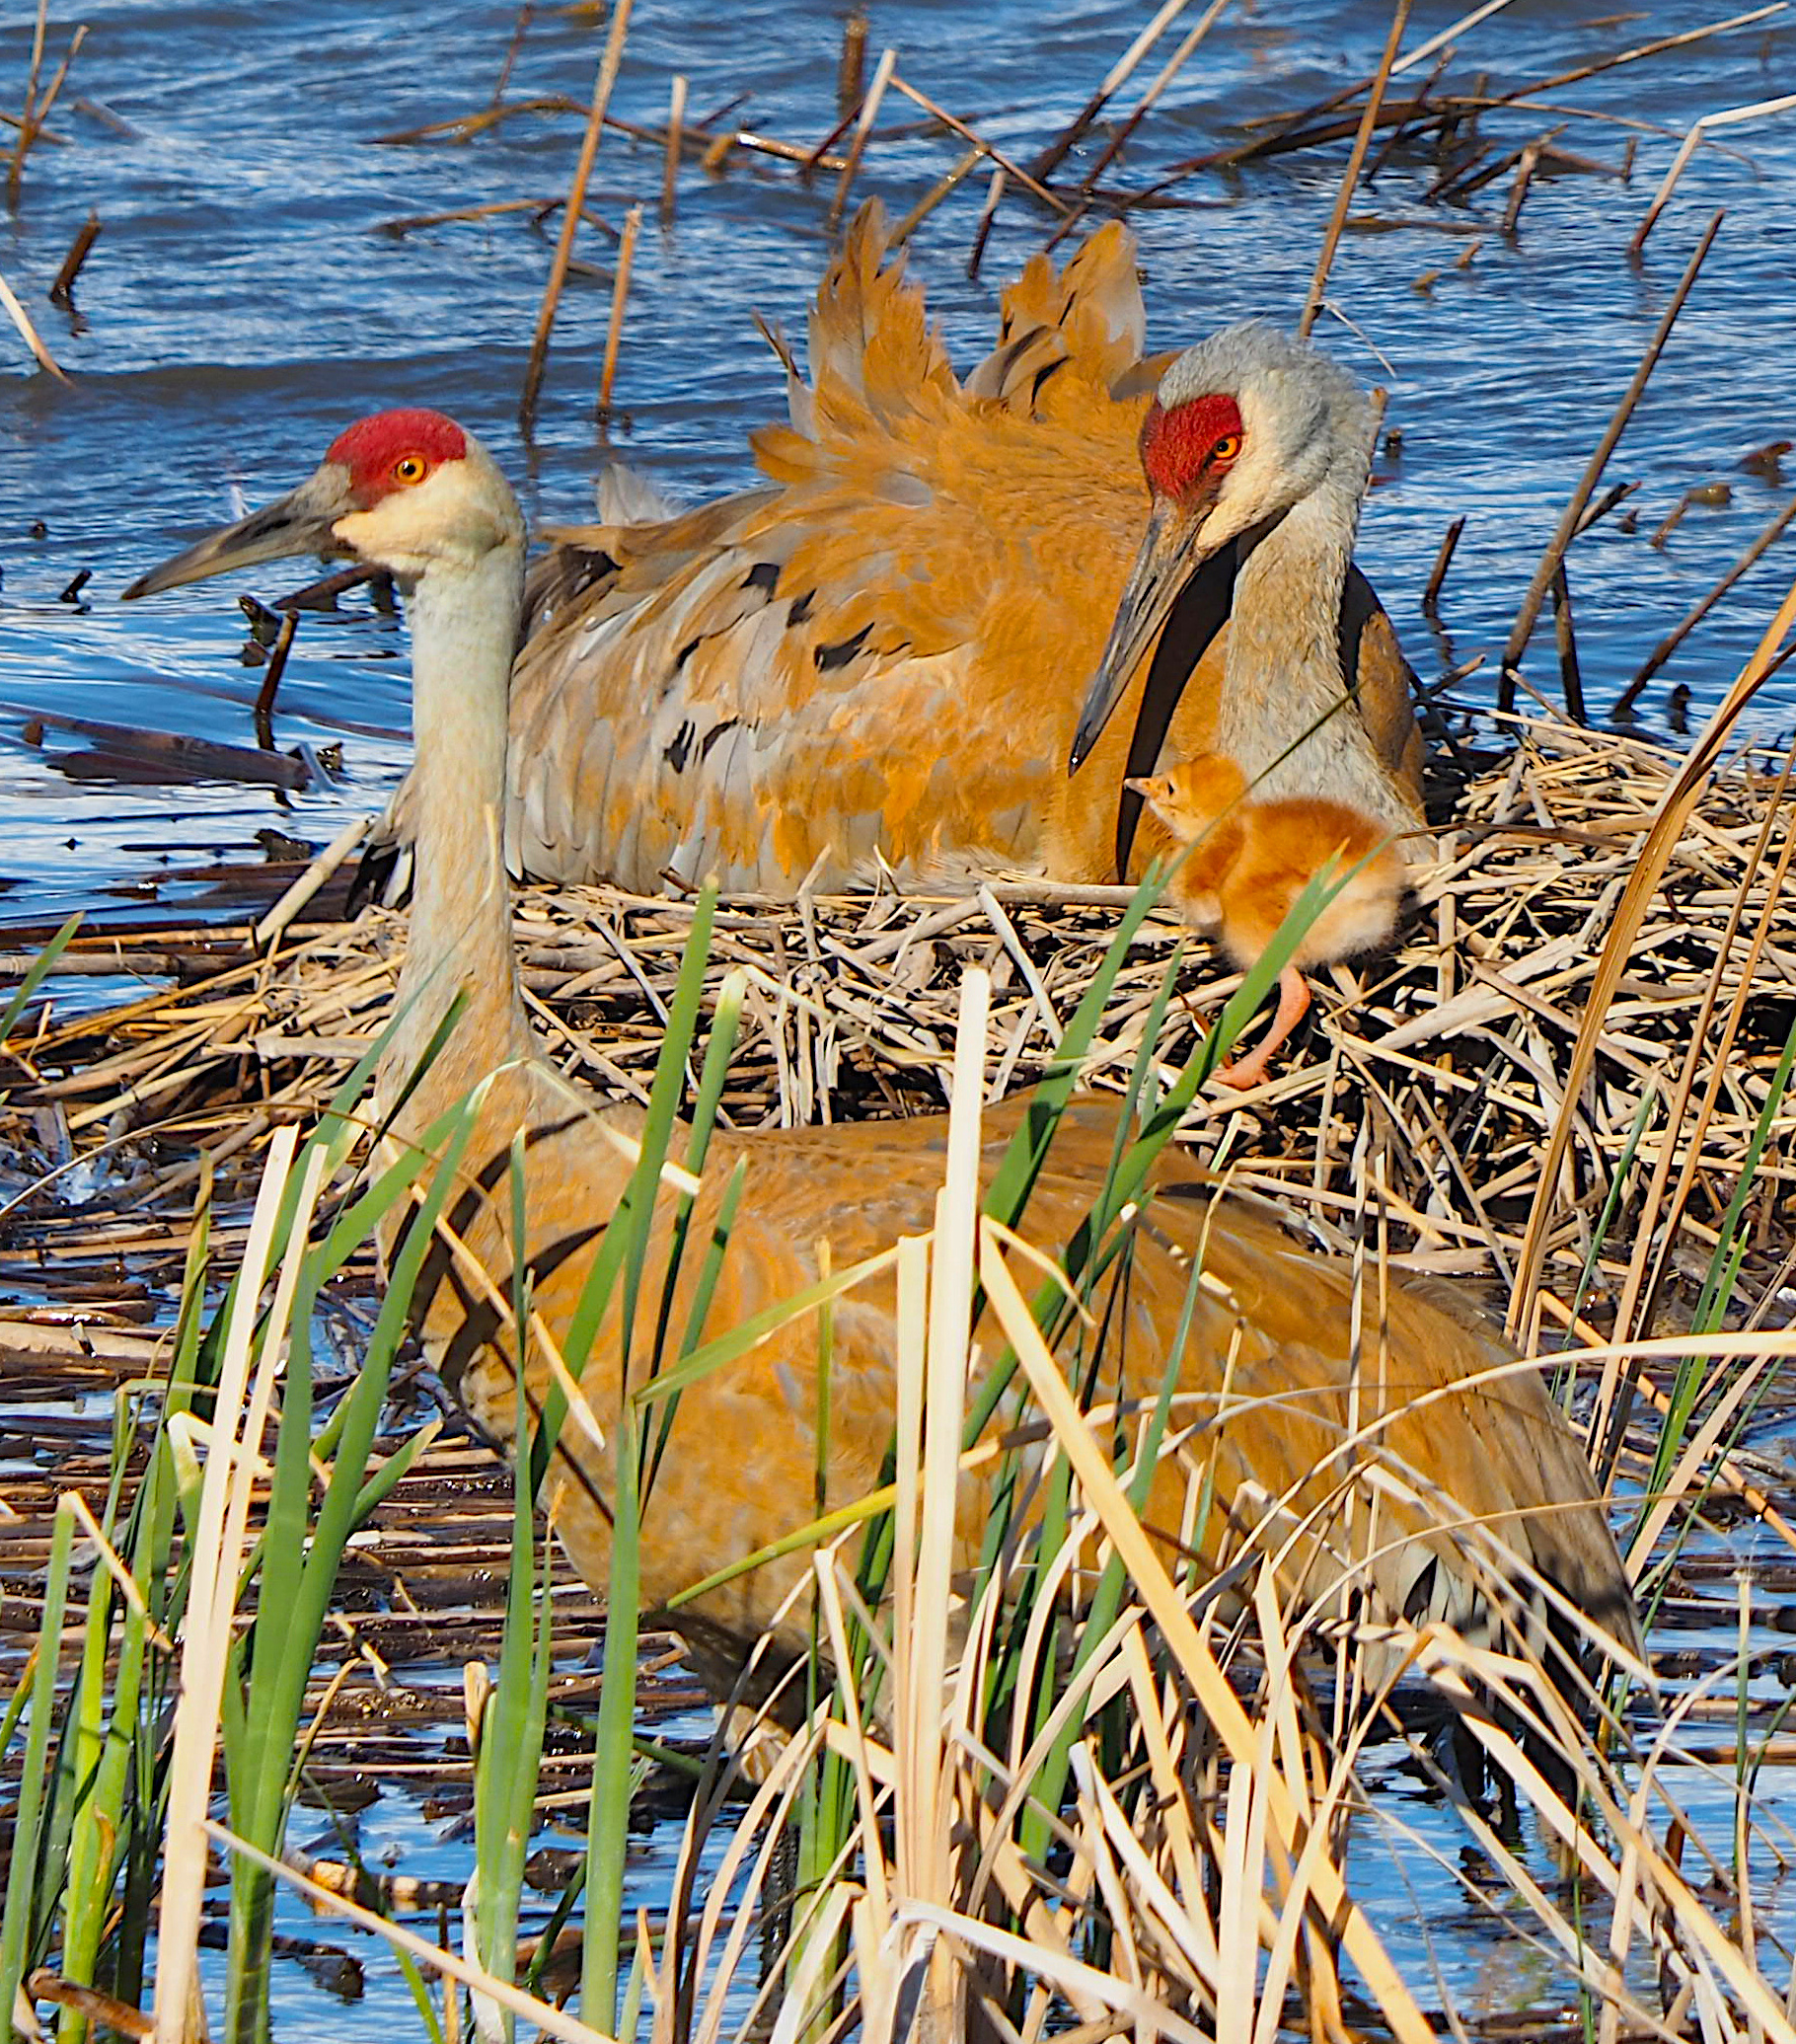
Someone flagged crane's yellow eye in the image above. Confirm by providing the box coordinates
[1210,433,1241,464]
[393,454,428,485]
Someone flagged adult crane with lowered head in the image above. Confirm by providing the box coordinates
[363,205,1424,897]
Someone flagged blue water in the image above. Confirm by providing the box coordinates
[0,0,1792,926]
[2,1,1795,2034]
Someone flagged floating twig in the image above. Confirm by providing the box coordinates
[378,195,617,241]
[598,205,641,418]
[1499,210,1723,699]
[1613,493,1796,715]
[1297,0,1410,341]
[518,0,632,432]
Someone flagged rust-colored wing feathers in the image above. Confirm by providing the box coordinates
[448,201,1417,894]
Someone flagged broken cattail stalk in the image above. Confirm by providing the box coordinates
[0,265,69,381]
[828,44,896,230]
[597,205,641,418]
[1422,515,1465,609]
[888,75,1072,216]
[48,210,101,304]
[1492,4,1787,117]
[837,9,868,120]
[1630,90,1796,253]
[1573,478,1638,533]
[1028,0,1189,183]
[9,19,85,202]
[1499,208,1722,700]
[892,147,982,244]
[1080,0,1229,192]
[1548,561,1586,723]
[1363,41,1455,182]
[660,74,686,221]
[254,611,299,748]
[1297,0,1410,341]
[6,0,49,204]
[1501,143,1540,232]
[490,1,536,105]
[1613,492,1796,715]
[967,166,1007,278]
[518,0,633,432]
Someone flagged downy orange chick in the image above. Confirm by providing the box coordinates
[1125,753,1405,1089]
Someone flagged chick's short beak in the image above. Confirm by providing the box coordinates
[1068,491,1225,774]
[121,463,354,600]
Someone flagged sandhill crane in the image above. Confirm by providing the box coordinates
[1125,755,1406,1089]
[123,411,1635,1704]
[365,206,1421,897]
[1074,322,1422,836]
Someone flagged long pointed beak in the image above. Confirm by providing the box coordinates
[1069,494,1223,773]
[121,465,353,599]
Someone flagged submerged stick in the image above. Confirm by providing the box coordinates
[1297,0,1409,341]
[892,146,981,244]
[1612,492,1796,714]
[598,204,641,416]
[1499,209,1722,698]
[518,0,633,432]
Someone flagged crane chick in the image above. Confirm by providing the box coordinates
[1125,753,1405,1089]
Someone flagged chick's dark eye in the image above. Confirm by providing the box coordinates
[1211,433,1241,464]
[393,455,427,484]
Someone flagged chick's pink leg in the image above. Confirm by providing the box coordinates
[1216,966,1312,1090]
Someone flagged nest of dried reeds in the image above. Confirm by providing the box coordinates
[11,704,1794,1338]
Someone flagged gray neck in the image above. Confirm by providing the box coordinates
[379,542,532,1133]
[1216,435,1411,831]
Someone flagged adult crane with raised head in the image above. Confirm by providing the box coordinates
[123,408,1628,1704]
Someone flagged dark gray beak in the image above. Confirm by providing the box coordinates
[121,465,353,600]
[1069,491,1226,773]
